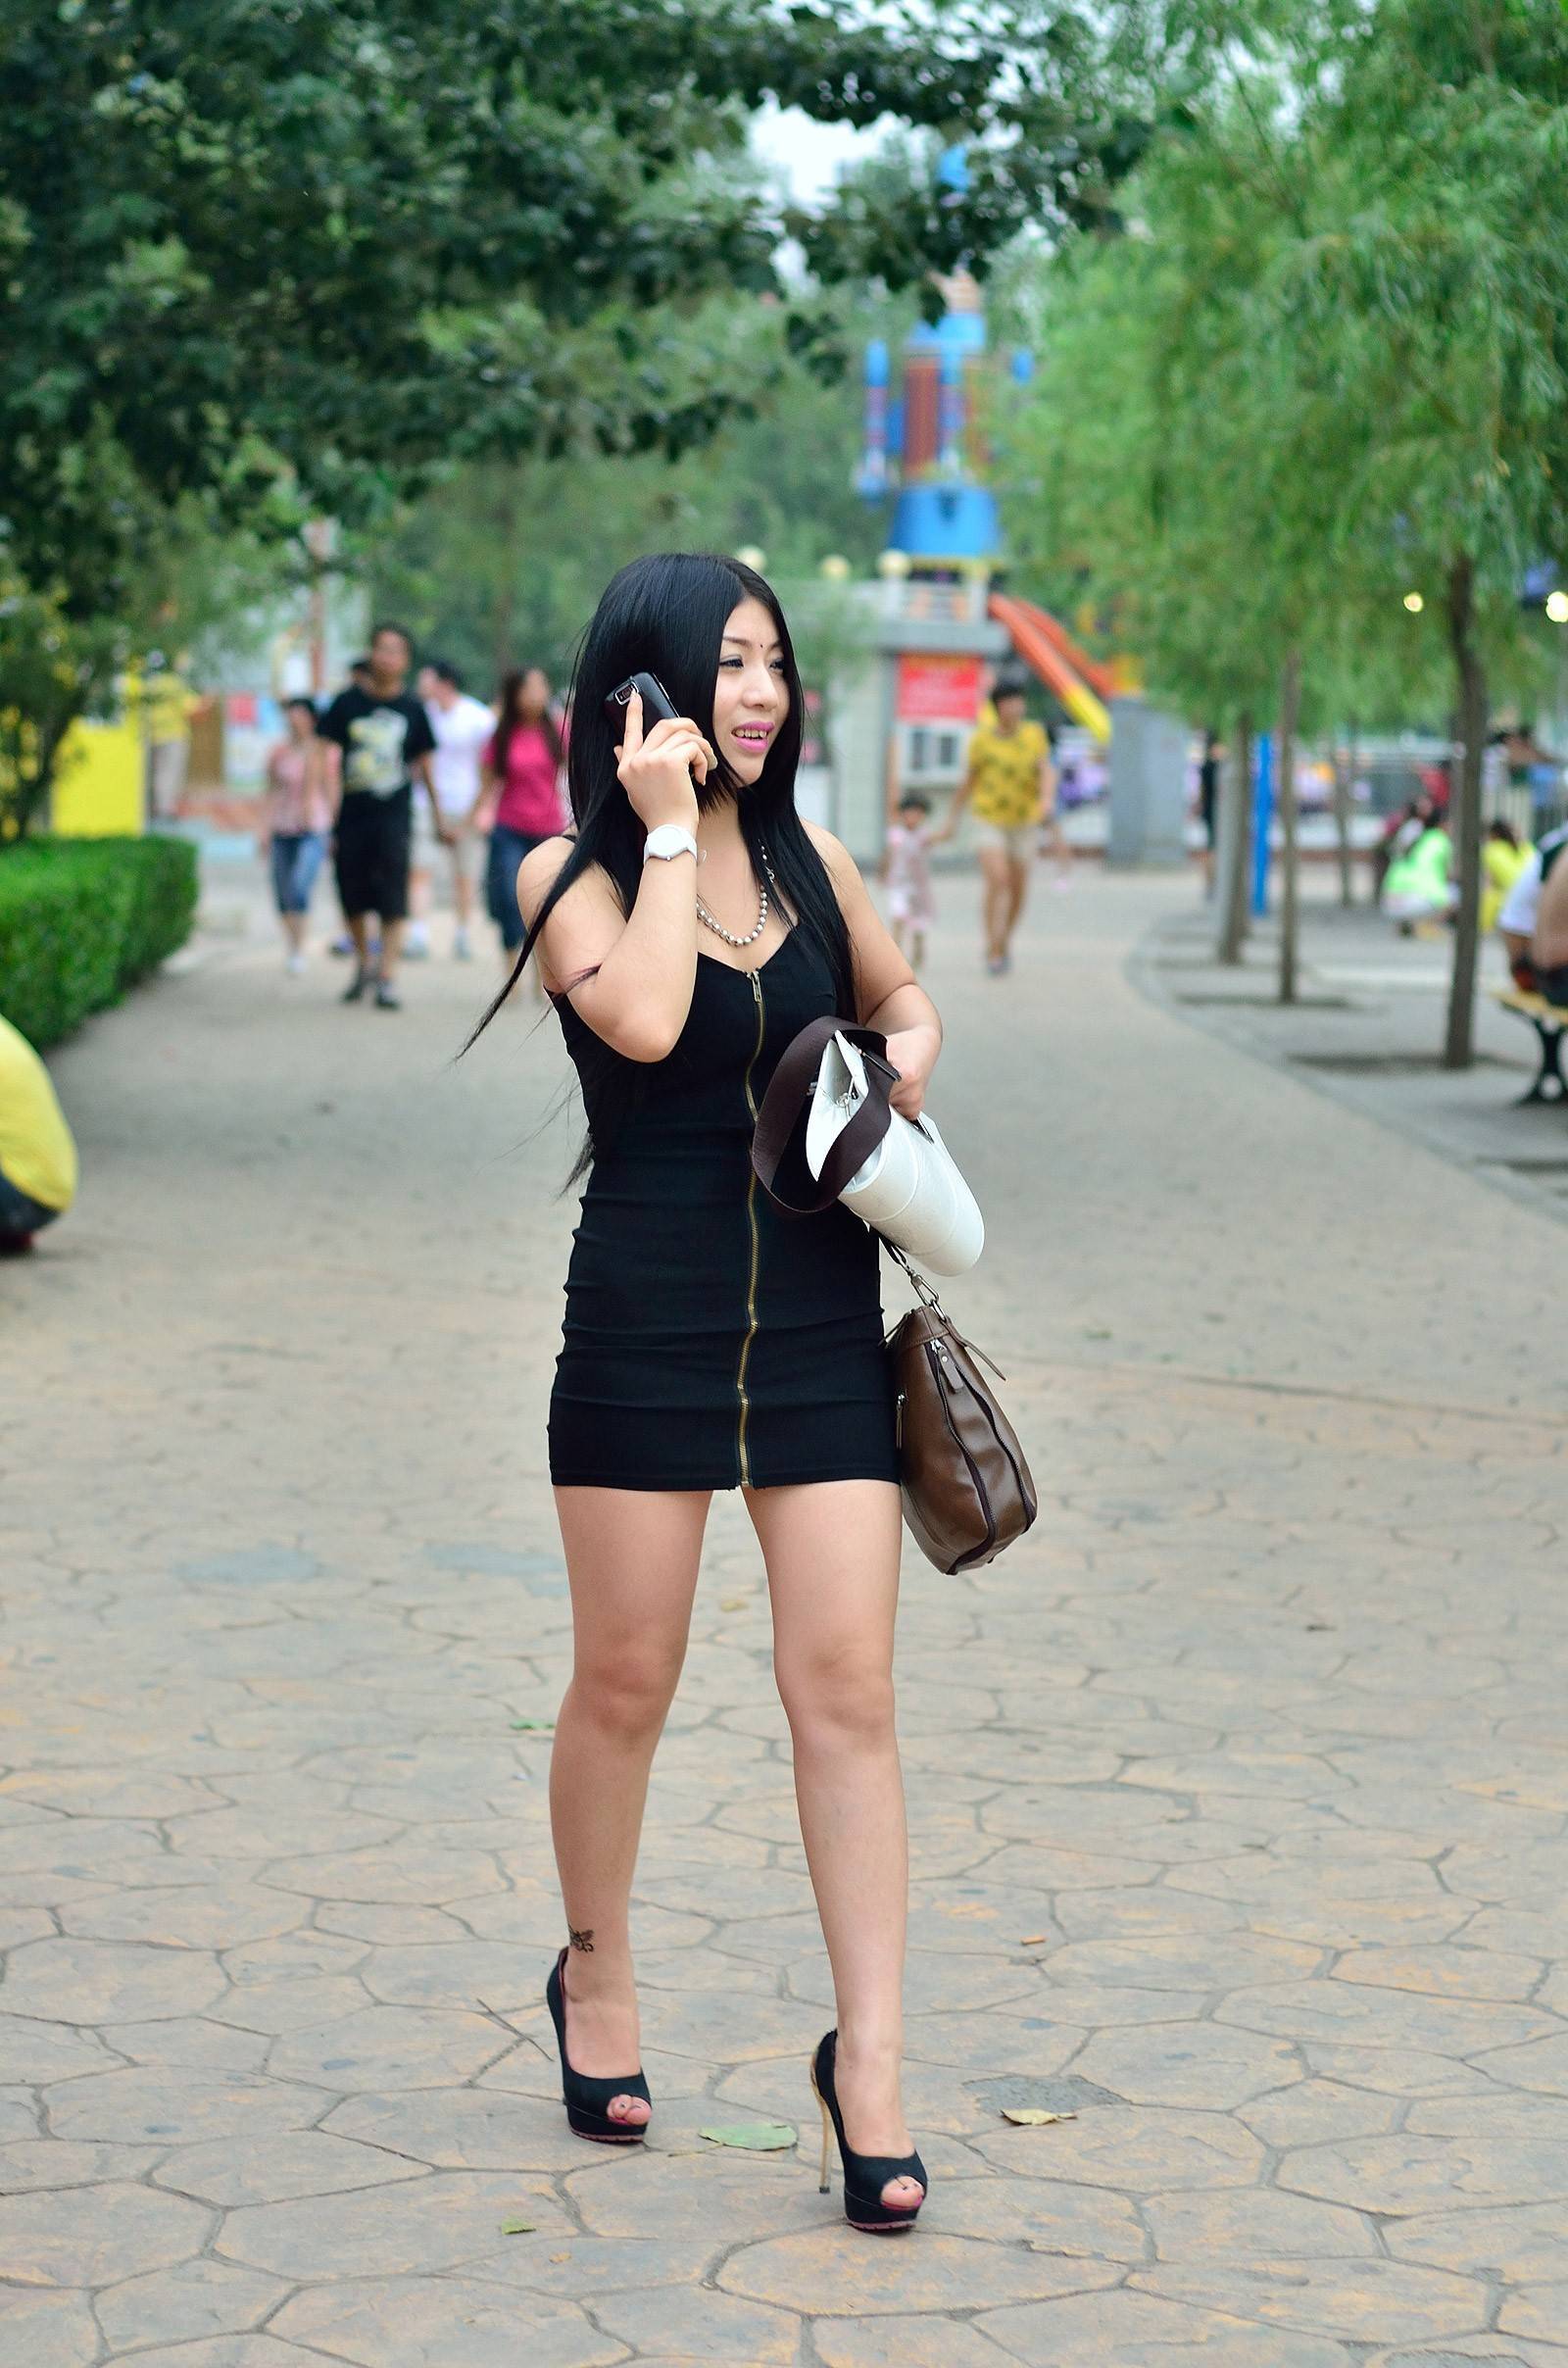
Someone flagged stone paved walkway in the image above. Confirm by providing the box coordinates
[2,863,1566,2368]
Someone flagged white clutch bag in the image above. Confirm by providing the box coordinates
[752,1019,984,1278]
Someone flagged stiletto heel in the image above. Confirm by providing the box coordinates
[546,1947,652,2145]
[808,2029,926,2234]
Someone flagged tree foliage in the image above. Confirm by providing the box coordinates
[0,0,1158,632]
[1004,0,1568,1053]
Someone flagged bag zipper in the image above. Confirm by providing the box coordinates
[735,967,766,1485]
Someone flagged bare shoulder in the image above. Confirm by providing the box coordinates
[515,833,575,907]
[803,820,860,886]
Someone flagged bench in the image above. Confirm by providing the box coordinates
[1494,988,1568,1104]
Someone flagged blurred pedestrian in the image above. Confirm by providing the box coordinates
[482,666,566,972]
[1498,820,1568,989]
[0,1013,77,1253]
[1480,818,1530,940]
[1529,825,1568,1004]
[934,668,1053,972]
[416,660,496,961]
[1199,730,1223,899]
[144,653,204,825]
[262,697,340,973]
[882,791,935,969]
[318,622,443,1011]
[1381,814,1454,932]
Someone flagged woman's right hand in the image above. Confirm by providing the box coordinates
[614,687,710,832]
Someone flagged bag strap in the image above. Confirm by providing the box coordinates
[751,1016,898,1213]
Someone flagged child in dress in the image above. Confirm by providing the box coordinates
[883,791,936,969]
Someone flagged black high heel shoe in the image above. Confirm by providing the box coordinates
[809,2029,926,2233]
[546,1947,652,2144]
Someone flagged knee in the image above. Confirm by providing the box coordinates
[570,1650,681,1742]
[778,1645,896,1750]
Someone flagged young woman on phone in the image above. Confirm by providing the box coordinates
[466,552,943,2232]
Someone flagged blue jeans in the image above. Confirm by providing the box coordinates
[487,826,546,951]
[271,831,329,916]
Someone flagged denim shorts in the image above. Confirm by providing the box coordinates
[270,830,329,915]
[487,825,547,951]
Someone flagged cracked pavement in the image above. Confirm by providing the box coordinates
[1,863,1565,2367]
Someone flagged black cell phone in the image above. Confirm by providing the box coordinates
[604,671,679,733]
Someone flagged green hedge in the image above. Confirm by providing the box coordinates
[0,835,199,1050]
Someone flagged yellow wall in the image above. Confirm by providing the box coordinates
[51,715,144,838]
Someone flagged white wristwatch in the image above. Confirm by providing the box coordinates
[642,824,700,865]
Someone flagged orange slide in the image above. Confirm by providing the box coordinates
[987,592,1113,744]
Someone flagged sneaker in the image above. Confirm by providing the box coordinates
[342,967,370,1003]
[374,980,403,1011]
[329,933,355,958]
[403,925,430,960]
[453,928,472,962]
[286,951,307,976]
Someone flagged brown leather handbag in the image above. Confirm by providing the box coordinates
[886,1248,1038,1574]
[751,1017,1037,1574]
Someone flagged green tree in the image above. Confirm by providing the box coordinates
[1004,0,1568,1058]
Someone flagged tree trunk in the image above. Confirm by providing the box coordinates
[1333,724,1355,907]
[1444,552,1487,1069]
[1217,712,1253,964]
[1277,648,1302,1005]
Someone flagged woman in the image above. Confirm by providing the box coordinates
[466,553,943,2233]
[262,697,340,972]
[1481,817,1530,938]
[479,666,567,971]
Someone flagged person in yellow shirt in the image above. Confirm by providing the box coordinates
[0,1015,78,1251]
[144,655,205,824]
[1481,818,1530,938]
[936,670,1055,972]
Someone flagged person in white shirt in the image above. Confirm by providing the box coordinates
[1498,820,1568,992]
[410,661,497,960]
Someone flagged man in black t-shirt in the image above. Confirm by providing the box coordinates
[319,622,443,1010]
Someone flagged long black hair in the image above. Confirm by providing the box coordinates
[463,556,856,1143]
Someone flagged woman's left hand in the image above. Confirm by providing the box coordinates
[882,1023,941,1121]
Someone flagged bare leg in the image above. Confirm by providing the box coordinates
[548,1486,710,2126]
[978,846,1010,964]
[347,913,372,966]
[910,929,926,970]
[283,912,307,954]
[890,915,907,959]
[453,842,475,933]
[749,1479,922,2212]
[1002,854,1030,955]
[378,916,405,985]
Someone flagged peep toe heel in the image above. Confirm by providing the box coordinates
[546,1947,652,2144]
[809,2029,926,2233]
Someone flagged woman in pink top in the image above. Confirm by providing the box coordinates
[263,698,342,972]
[482,666,567,966]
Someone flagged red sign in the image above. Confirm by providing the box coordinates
[896,654,982,724]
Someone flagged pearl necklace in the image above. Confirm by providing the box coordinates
[696,840,777,949]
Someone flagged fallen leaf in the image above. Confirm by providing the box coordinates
[720,1597,747,1612]
[1018,1934,1050,1947]
[698,2121,797,2151]
[500,2219,536,2234]
[1001,2107,1075,2127]
[550,2252,570,2263]
[510,1719,555,1731]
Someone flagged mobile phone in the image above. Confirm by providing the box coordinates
[604,671,679,733]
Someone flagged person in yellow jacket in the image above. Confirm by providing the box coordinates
[0,1015,78,1251]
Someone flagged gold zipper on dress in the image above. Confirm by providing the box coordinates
[735,966,766,1486]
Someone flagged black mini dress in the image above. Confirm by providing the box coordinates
[549,929,899,1492]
